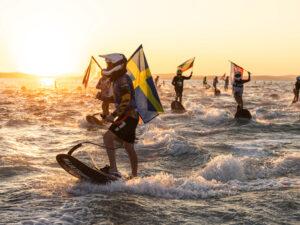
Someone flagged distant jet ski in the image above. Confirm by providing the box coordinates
[214,89,221,96]
[234,108,252,120]
[171,101,186,113]
[204,84,211,89]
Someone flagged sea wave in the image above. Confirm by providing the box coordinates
[64,153,300,200]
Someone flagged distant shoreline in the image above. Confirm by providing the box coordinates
[154,74,297,81]
[0,72,297,81]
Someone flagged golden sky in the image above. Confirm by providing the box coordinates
[0,0,299,76]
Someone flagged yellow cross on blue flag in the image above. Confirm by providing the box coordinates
[126,45,164,123]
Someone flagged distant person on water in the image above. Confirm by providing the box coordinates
[213,76,218,91]
[232,71,251,111]
[155,75,160,87]
[203,76,207,87]
[96,75,114,116]
[172,69,193,103]
[292,76,300,103]
[100,53,139,179]
[224,76,229,91]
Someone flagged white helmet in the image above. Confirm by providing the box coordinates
[99,53,127,77]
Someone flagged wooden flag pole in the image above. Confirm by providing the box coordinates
[92,56,103,70]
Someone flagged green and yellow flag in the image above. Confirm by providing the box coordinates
[177,57,195,72]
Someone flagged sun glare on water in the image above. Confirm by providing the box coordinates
[40,78,56,88]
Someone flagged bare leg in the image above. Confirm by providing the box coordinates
[234,95,243,111]
[123,142,138,177]
[102,102,109,116]
[240,97,244,109]
[103,130,118,172]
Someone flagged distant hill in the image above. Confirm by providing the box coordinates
[0,72,38,78]
[0,72,82,79]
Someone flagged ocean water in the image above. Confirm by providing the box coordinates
[0,77,299,225]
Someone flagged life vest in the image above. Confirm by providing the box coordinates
[112,74,137,119]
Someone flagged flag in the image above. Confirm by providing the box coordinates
[126,45,164,123]
[230,61,244,84]
[177,57,195,72]
[220,73,226,80]
[82,56,102,88]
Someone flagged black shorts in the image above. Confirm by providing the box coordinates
[175,87,183,97]
[109,116,139,143]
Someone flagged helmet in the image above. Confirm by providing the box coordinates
[99,53,127,77]
[177,69,182,75]
[297,76,300,81]
[234,71,242,81]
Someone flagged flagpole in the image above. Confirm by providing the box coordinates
[190,57,195,74]
[92,56,103,70]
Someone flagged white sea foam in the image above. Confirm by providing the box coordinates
[163,142,194,156]
[198,155,246,182]
[200,108,231,124]
[136,125,176,149]
[66,153,300,200]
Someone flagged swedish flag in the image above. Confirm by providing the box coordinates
[126,45,164,123]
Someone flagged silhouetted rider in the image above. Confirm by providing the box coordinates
[172,69,193,103]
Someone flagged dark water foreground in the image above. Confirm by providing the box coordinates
[0,78,299,224]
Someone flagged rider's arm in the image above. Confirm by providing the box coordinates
[242,72,251,83]
[183,72,193,80]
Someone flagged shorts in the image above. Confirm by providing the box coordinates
[233,88,243,97]
[175,87,183,97]
[109,116,139,143]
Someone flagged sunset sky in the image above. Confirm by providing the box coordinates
[0,0,299,76]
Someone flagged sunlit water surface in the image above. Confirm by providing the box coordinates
[0,77,299,224]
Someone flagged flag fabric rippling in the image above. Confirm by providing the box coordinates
[82,56,102,88]
[177,57,195,72]
[126,45,163,123]
[230,61,244,84]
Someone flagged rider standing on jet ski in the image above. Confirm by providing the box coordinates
[172,69,193,103]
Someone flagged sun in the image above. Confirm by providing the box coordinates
[12,27,77,76]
